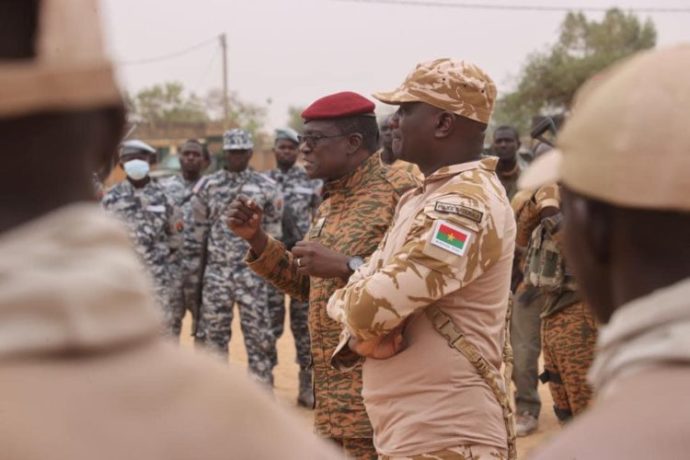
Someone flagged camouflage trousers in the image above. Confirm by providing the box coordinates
[151,263,185,337]
[266,284,311,370]
[195,264,274,385]
[379,445,506,460]
[168,254,203,337]
[331,437,377,460]
[541,301,598,422]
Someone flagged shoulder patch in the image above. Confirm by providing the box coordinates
[430,219,473,257]
[434,201,483,224]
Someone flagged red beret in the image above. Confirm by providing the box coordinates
[302,91,376,121]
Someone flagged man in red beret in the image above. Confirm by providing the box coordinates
[228,91,420,459]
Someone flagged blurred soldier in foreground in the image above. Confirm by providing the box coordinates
[161,140,211,336]
[264,128,321,407]
[0,1,341,459]
[102,139,185,335]
[228,91,419,459]
[328,59,517,459]
[524,45,690,460]
[191,129,283,385]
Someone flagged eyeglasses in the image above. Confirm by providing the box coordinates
[297,133,347,149]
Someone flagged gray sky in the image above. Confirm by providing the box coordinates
[101,0,690,129]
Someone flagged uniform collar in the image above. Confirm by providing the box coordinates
[423,157,497,190]
[0,204,161,359]
[497,159,520,179]
[323,153,380,197]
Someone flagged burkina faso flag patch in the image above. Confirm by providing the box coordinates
[430,220,472,256]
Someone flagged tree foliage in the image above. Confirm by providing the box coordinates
[287,105,305,132]
[494,8,656,133]
[129,82,209,124]
[129,82,268,135]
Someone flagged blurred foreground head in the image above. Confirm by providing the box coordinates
[0,0,125,234]
[520,45,690,323]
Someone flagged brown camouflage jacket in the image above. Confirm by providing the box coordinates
[246,153,419,439]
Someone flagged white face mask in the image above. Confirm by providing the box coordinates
[123,159,150,181]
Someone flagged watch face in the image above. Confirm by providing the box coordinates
[348,256,364,272]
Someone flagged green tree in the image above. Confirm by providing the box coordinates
[204,88,267,133]
[494,8,656,133]
[131,82,209,124]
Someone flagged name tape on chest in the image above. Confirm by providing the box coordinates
[430,220,473,257]
[146,205,166,213]
[293,185,315,195]
[434,201,483,224]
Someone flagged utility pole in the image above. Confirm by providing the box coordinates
[220,33,229,129]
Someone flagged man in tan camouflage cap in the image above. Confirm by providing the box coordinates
[0,2,340,458]
[327,58,517,459]
[522,44,690,460]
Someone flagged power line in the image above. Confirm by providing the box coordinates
[333,0,690,13]
[192,45,221,95]
[118,35,220,66]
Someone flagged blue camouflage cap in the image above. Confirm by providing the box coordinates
[223,129,253,150]
[275,128,299,144]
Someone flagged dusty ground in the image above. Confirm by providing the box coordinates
[179,310,559,459]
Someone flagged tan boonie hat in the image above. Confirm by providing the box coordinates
[520,44,690,212]
[0,0,121,119]
[373,58,497,124]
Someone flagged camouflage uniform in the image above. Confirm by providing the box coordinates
[328,157,515,458]
[161,174,205,332]
[524,210,597,421]
[497,162,521,201]
[190,168,283,384]
[247,153,419,459]
[509,184,560,421]
[376,149,425,183]
[380,445,506,460]
[101,178,184,334]
[264,165,321,372]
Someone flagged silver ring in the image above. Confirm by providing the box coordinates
[296,258,302,268]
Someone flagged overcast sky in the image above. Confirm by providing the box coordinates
[101,0,690,129]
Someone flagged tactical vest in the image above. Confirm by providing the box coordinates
[524,213,575,291]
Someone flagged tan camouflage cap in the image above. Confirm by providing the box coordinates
[520,44,690,212]
[0,0,121,119]
[373,58,497,124]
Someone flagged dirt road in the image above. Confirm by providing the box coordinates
[179,311,559,459]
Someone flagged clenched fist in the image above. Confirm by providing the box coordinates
[227,194,268,255]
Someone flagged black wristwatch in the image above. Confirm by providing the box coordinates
[347,256,364,273]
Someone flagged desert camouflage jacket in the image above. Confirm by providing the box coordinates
[327,157,515,341]
[246,153,419,439]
